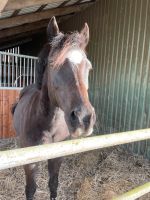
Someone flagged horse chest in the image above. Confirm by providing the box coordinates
[41,111,70,144]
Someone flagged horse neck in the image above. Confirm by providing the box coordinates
[39,71,56,119]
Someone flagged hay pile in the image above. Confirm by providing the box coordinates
[0,138,150,200]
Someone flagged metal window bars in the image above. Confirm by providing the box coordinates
[0,51,38,89]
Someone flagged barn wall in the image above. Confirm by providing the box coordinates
[0,89,20,138]
[60,0,150,159]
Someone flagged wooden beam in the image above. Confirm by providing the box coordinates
[36,4,48,12]
[0,3,93,30]
[0,16,64,45]
[0,27,45,45]
[0,38,32,51]
[58,0,70,7]
[0,20,49,39]
[1,0,66,12]
[74,0,83,5]
[11,9,20,17]
[0,14,72,41]
[58,13,74,23]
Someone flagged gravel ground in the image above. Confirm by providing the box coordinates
[0,138,150,200]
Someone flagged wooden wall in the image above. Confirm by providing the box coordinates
[0,89,20,138]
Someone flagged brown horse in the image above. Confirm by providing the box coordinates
[12,17,96,200]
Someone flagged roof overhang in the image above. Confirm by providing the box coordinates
[0,0,96,48]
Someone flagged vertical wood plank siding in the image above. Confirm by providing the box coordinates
[0,89,20,138]
[60,0,150,159]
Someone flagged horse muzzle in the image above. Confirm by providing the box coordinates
[69,106,96,138]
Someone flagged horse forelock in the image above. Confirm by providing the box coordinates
[48,32,86,69]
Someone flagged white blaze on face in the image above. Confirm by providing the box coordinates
[66,49,91,89]
[67,49,83,64]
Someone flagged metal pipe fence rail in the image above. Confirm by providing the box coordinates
[0,129,150,170]
[0,129,150,199]
[113,182,150,200]
[0,51,38,88]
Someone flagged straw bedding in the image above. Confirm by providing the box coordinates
[0,138,150,200]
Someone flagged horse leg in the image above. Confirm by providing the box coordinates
[48,158,63,200]
[24,163,38,200]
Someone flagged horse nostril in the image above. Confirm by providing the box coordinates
[83,114,91,128]
[70,110,78,122]
[70,108,93,129]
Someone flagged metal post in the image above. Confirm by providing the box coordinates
[34,59,36,83]
[30,59,33,84]
[23,57,25,87]
[12,55,14,87]
[19,57,21,87]
[4,54,6,87]
[16,56,18,87]
[8,54,10,87]
[27,58,29,86]
[0,53,2,87]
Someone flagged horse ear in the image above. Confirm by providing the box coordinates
[47,16,59,41]
[80,23,89,49]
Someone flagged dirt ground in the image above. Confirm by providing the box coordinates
[0,138,150,200]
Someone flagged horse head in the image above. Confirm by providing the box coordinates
[42,17,96,138]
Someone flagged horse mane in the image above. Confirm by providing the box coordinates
[11,102,18,115]
[35,31,84,89]
[35,43,51,89]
